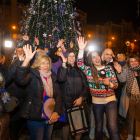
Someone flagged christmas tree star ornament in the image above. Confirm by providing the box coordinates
[43,33,47,38]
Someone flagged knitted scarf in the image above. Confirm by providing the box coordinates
[126,65,140,101]
[39,70,53,97]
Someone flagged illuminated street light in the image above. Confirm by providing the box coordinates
[112,37,115,40]
[126,40,130,46]
[5,41,12,47]
[12,26,16,30]
[88,34,91,37]
[5,40,12,66]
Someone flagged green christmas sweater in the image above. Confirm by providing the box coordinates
[77,57,118,98]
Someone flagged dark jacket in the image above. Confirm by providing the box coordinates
[4,59,27,106]
[57,66,89,109]
[15,65,63,121]
[0,63,8,74]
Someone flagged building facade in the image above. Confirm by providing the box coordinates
[86,19,137,55]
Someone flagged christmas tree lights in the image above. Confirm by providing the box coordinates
[18,0,81,52]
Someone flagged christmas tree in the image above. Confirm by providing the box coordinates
[19,0,81,52]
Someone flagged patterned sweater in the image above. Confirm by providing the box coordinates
[77,52,118,100]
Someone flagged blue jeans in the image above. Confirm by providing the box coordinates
[27,120,53,140]
[92,101,121,140]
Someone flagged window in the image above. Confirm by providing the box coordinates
[5,9,11,16]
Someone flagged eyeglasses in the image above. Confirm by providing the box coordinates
[68,55,75,58]
[17,50,24,53]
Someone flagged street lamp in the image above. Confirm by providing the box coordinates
[12,26,16,30]
[88,34,91,37]
[126,40,130,56]
[112,37,115,40]
[5,40,12,66]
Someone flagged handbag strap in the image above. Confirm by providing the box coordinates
[79,106,86,130]
[68,109,76,135]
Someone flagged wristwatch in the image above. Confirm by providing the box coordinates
[81,97,85,101]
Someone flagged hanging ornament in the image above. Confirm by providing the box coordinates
[70,14,75,19]
[77,21,80,27]
[42,4,45,8]
[64,10,68,14]
[78,27,81,31]
[52,27,60,33]
[43,33,47,38]
[76,30,81,36]
[73,12,79,17]
[53,0,57,3]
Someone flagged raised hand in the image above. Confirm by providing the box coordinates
[60,53,67,63]
[23,44,36,60]
[34,37,39,45]
[70,41,73,48]
[77,36,87,50]
[22,44,36,66]
[1,55,5,65]
[114,62,122,73]
[57,39,64,48]
[22,35,29,41]
[61,44,66,52]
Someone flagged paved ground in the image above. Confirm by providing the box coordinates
[19,115,128,140]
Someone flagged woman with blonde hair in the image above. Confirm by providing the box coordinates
[15,44,63,140]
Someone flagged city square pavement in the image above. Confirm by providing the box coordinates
[19,115,128,140]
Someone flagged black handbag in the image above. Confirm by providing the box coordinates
[66,103,89,136]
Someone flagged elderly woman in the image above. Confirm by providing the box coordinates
[15,45,63,140]
[114,55,140,140]
[117,53,126,67]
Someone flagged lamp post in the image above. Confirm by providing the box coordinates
[126,40,130,57]
[5,40,12,66]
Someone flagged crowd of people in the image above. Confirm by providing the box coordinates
[0,36,140,140]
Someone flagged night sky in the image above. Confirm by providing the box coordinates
[18,0,140,28]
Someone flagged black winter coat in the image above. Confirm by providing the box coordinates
[15,65,63,121]
[3,59,27,121]
[57,66,89,109]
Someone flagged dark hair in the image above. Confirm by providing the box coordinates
[87,51,101,88]
[127,54,139,66]
[65,50,77,72]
